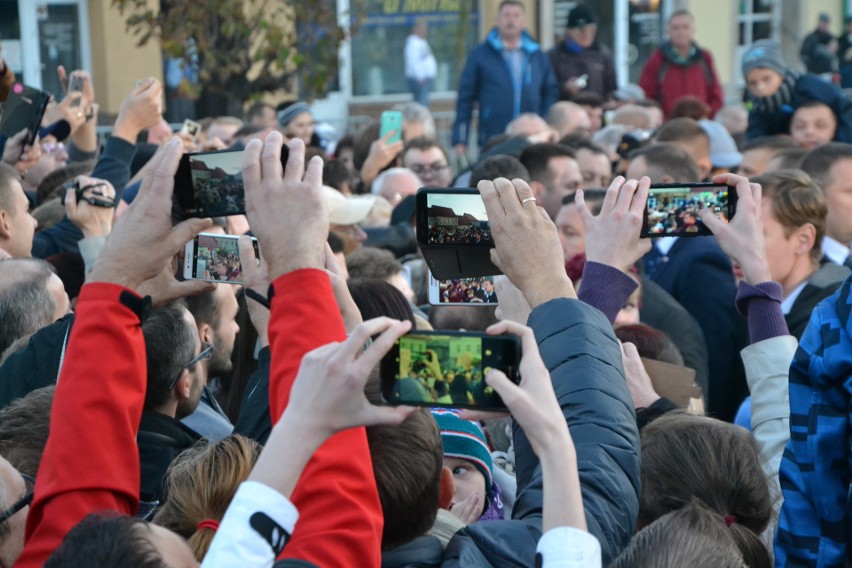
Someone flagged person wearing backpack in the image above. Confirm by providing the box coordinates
[638,10,723,120]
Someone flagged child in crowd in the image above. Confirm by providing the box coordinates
[431,409,504,523]
[742,39,852,143]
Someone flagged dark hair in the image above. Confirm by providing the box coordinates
[767,147,807,170]
[46,252,85,302]
[335,134,355,156]
[559,135,608,156]
[327,232,345,254]
[45,513,167,567]
[610,499,748,568]
[365,370,443,550]
[670,96,712,121]
[347,279,416,327]
[628,143,701,182]
[402,136,449,164]
[639,412,772,566]
[323,159,354,192]
[519,143,577,184]
[800,142,852,191]
[428,305,498,331]
[142,302,197,411]
[0,259,58,357]
[656,118,709,146]
[0,385,54,477]
[346,247,404,280]
[571,91,605,108]
[353,122,381,173]
[184,289,219,329]
[469,156,530,187]
[614,324,684,366]
[562,188,606,210]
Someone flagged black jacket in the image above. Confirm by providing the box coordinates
[441,298,640,566]
[786,262,850,339]
[138,409,200,504]
[233,346,273,444]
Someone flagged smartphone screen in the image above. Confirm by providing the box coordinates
[419,190,493,246]
[641,183,735,238]
[380,331,520,411]
[429,274,497,305]
[184,233,258,284]
[380,111,403,144]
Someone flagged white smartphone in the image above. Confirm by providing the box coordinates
[180,119,202,142]
[428,272,498,306]
[183,233,258,285]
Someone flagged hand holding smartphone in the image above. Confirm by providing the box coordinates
[380,111,403,144]
[380,330,521,411]
[184,233,259,285]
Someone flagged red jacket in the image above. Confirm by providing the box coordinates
[638,44,724,119]
[17,283,147,567]
[269,269,383,568]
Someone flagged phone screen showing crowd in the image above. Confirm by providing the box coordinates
[424,192,493,246]
[381,332,519,410]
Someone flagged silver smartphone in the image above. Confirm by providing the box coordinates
[428,272,498,306]
[183,233,258,285]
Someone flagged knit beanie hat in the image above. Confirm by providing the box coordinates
[741,40,787,78]
[277,101,311,128]
[567,4,597,29]
[431,409,493,492]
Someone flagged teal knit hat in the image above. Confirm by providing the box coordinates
[431,409,493,490]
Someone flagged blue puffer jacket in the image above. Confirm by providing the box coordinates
[452,28,559,148]
[775,274,852,567]
[442,298,641,567]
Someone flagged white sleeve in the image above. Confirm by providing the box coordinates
[535,526,601,568]
[202,481,299,568]
[404,36,418,78]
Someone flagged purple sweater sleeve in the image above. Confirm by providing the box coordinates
[577,261,639,324]
[734,281,789,344]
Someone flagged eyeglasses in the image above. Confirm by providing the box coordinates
[0,473,35,524]
[410,163,449,177]
[167,342,213,392]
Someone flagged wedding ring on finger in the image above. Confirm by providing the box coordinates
[522,197,537,205]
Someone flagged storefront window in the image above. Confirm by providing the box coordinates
[350,0,479,97]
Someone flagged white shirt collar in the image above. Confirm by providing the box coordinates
[821,235,850,266]
[781,281,808,315]
[655,236,679,255]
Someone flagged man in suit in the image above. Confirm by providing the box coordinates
[754,170,849,339]
[800,143,852,269]
[629,144,748,421]
[481,279,498,303]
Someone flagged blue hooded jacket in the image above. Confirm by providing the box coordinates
[452,28,559,148]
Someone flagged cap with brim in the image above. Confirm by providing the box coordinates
[322,185,376,225]
[39,120,71,142]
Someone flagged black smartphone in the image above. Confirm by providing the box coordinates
[641,182,737,238]
[0,84,51,145]
[183,233,259,285]
[173,146,289,218]
[415,188,501,280]
[380,330,521,411]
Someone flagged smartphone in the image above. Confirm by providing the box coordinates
[428,273,498,306]
[380,111,403,144]
[380,330,521,411]
[183,233,259,284]
[641,182,737,238]
[173,146,289,218]
[69,75,84,107]
[0,84,51,145]
[181,119,202,142]
[415,188,500,279]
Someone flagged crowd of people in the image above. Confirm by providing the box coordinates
[4,0,852,566]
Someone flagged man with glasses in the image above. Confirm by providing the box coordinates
[0,455,32,567]
[402,137,453,187]
[137,301,208,508]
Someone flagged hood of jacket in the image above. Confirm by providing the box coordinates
[486,27,540,54]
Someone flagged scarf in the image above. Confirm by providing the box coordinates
[751,69,801,115]
[661,41,698,66]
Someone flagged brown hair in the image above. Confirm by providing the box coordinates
[365,370,443,550]
[0,386,54,477]
[753,170,826,264]
[670,96,712,121]
[611,499,748,568]
[639,412,772,567]
[346,247,405,281]
[153,435,261,561]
